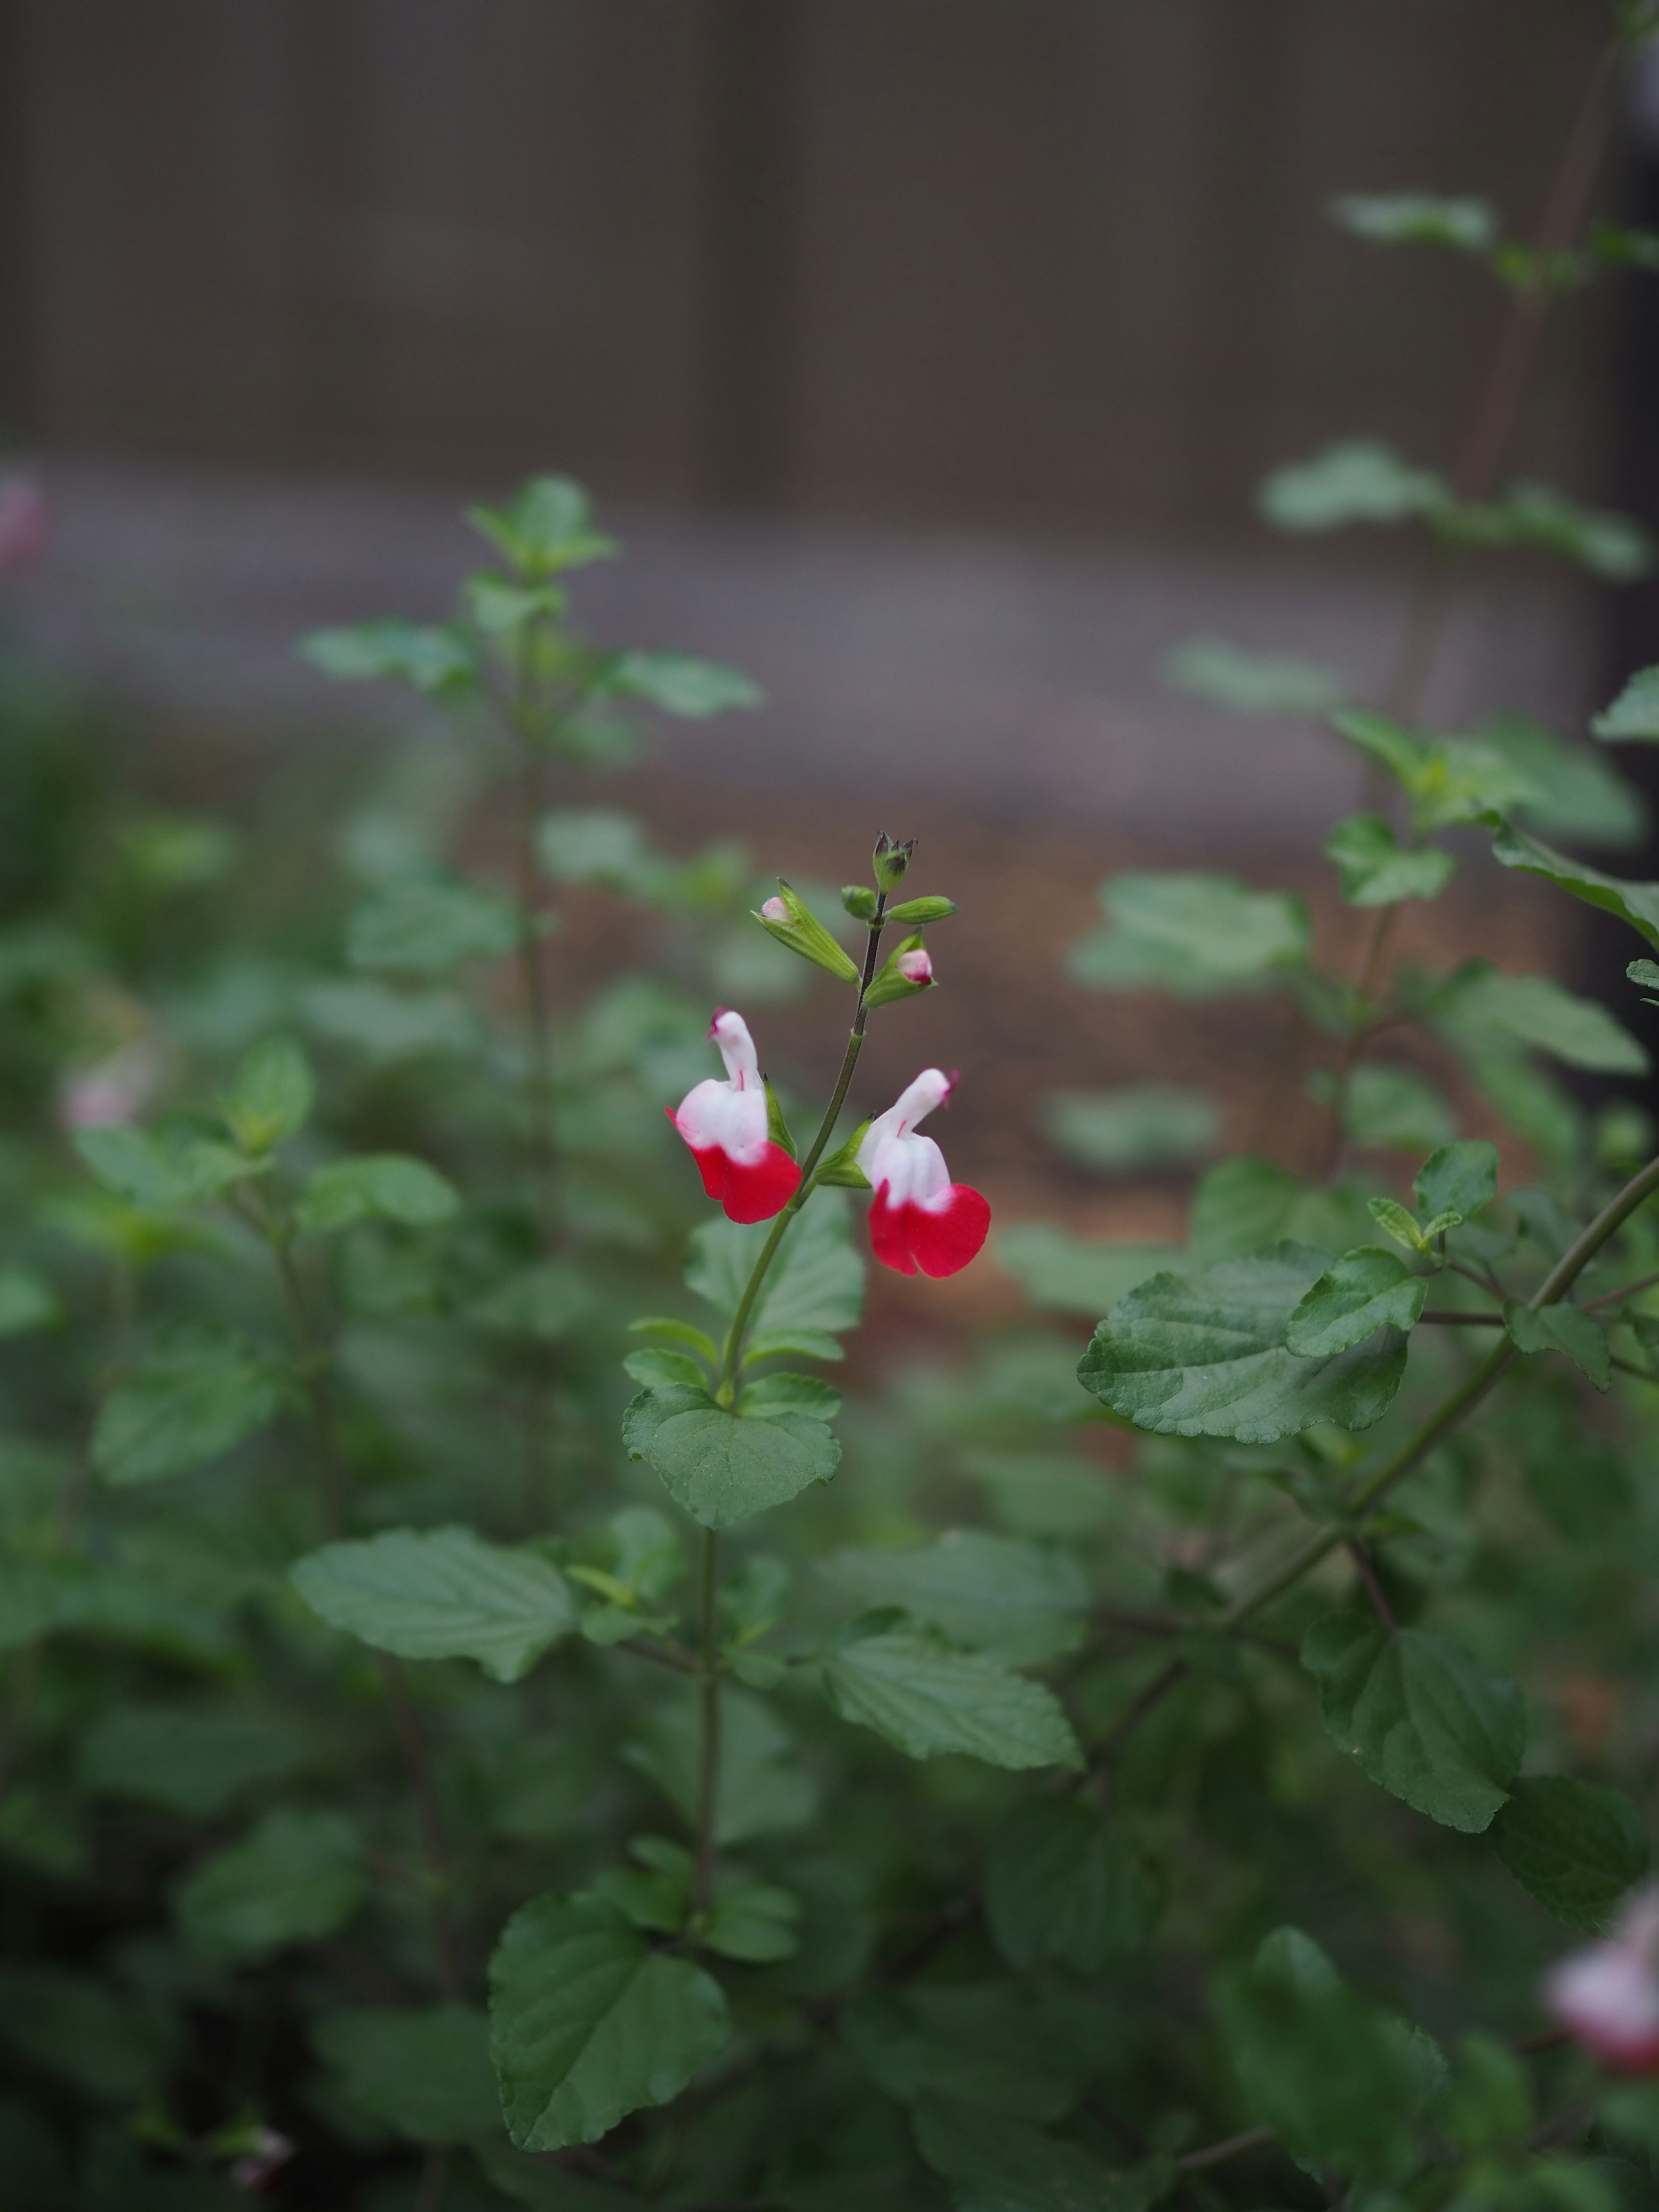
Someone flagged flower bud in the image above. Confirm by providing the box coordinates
[864,932,935,1009]
[872,833,917,892]
[841,885,879,921]
[887,893,957,925]
[753,880,861,985]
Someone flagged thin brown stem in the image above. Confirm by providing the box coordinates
[1346,1538,1398,1635]
[1419,1309,1505,1325]
[1176,2125,1276,2175]
[1585,1268,1659,1312]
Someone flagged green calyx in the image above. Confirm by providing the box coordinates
[863,933,934,1010]
[754,882,861,985]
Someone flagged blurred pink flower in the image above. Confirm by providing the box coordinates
[1545,1886,1659,2072]
[59,1041,161,1132]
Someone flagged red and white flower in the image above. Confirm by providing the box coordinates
[895,947,933,986]
[1545,1888,1659,2072]
[857,1068,990,1278]
[668,1009,801,1224]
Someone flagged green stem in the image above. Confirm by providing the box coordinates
[509,635,556,1233]
[1100,1147,1659,1754]
[692,1527,722,1920]
[715,897,888,1396]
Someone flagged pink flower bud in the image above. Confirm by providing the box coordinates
[0,475,49,573]
[896,948,934,986]
[58,1041,161,1132]
[229,2128,295,2191]
[760,896,789,922]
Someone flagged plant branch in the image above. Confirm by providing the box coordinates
[1175,2126,1276,2175]
[715,897,888,1394]
[508,636,557,1232]
[1585,1268,1659,1312]
[1419,1309,1504,1325]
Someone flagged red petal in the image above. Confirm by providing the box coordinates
[869,1184,990,1278]
[667,1110,799,1223]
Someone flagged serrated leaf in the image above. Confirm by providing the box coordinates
[742,1325,845,1365]
[1163,635,1347,716]
[702,1875,801,1962]
[298,618,478,693]
[1490,1775,1649,1933]
[1077,1243,1407,1443]
[993,1224,1183,1318]
[221,1035,315,1153]
[1259,440,1448,531]
[985,1797,1161,1973]
[489,1891,730,2150]
[1286,1247,1428,1356]
[623,1346,708,1389]
[741,1370,842,1421]
[312,2004,500,2146]
[1301,1614,1526,1832]
[1503,1300,1611,1390]
[846,1982,1086,2123]
[295,1153,459,1235]
[1043,1086,1219,1174]
[824,1531,1087,1665]
[686,1192,864,1338]
[1414,1138,1499,1222]
[623,1386,839,1529]
[820,1626,1081,1771]
[175,1808,366,1961]
[1368,1195,1427,1252]
[1332,192,1497,251]
[346,875,518,975]
[1325,814,1456,906]
[291,1526,575,1682]
[1069,872,1309,997]
[73,1124,258,1209]
[597,650,760,717]
[1434,968,1648,1074]
[1491,822,1659,949]
[92,1324,283,1486]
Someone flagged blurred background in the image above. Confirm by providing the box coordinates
[0,0,1653,1262]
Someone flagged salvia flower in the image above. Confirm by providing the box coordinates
[1545,1887,1659,2072]
[760,896,789,922]
[668,1009,800,1224]
[896,947,933,985]
[857,1068,990,1277]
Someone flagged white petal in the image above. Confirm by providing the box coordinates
[675,1076,768,1159]
[709,1009,760,1089]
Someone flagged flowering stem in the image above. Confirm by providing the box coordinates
[715,895,889,1396]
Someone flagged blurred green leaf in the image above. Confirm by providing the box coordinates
[985,1797,1161,1973]
[1434,967,1648,1074]
[1332,191,1497,251]
[825,1531,1087,1665]
[467,475,615,578]
[1043,1086,1219,1174]
[298,618,478,693]
[346,875,519,975]
[292,1526,575,1683]
[1325,814,1456,906]
[1595,666,1659,741]
[296,1153,460,1235]
[1162,636,1346,716]
[821,1624,1082,1770]
[1491,1776,1648,1932]
[1069,873,1309,996]
[221,1035,315,1154]
[312,2004,500,2145]
[1490,823,1659,948]
[687,1195,864,1338]
[1415,1138,1499,1223]
[994,1224,1183,1318]
[176,1808,366,1961]
[92,1325,283,1487]
[1503,1300,1610,1391]
[80,1706,306,1817]
[1261,441,1447,531]
[595,650,761,717]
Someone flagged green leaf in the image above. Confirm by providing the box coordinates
[1325,814,1456,906]
[741,1370,842,1421]
[1286,1247,1428,1357]
[624,1685,816,1843]
[911,2096,1166,2212]
[1043,1086,1219,1174]
[1632,957,1659,999]
[631,1316,721,1362]
[1458,482,1651,582]
[1503,1300,1611,1390]
[221,1034,315,1153]
[79,1706,306,1817]
[1491,821,1659,948]
[1069,872,1309,997]
[1259,440,1448,531]
[1490,1775,1649,1933]
[536,806,659,894]
[994,1225,1184,1318]
[886,893,957,924]
[1333,713,1542,831]
[985,1797,1161,1973]
[622,1386,839,1529]
[302,977,478,1060]
[73,1123,259,1209]
[175,1808,366,1961]
[702,1874,801,1962]
[623,1346,708,1390]
[1414,1138,1499,1223]
[92,1324,283,1487]
[0,1965,169,2103]
[1332,191,1497,251]
[467,475,614,578]
[298,618,478,693]
[1162,635,1346,716]
[820,1624,1082,1771]
[1301,1614,1526,1831]
[295,1153,460,1235]
[0,1268,59,1335]
[825,1531,1087,1665]
[311,2004,501,2146]
[1337,1063,1459,1152]
[597,649,760,718]
[741,1325,845,1366]
[1434,968,1648,1074]
[1078,1243,1407,1443]
[686,1192,864,1338]
[1595,667,1659,741]
[1215,1926,1446,2183]
[291,1526,575,1683]
[1189,1155,1370,1264]
[489,1891,730,2151]
[1477,711,1646,847]
[346,875,519,975]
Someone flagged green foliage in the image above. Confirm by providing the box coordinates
[488,1894,729,2150]
[984,1797,1160,1971]
[92,1324,283,1486]
[1286,1246,1428,1355]
[1043,1085,1219,1173]
[175,1808,367,1960]
[623,1385,841,1528]
[1163,635,1347,715]
[311,2004,500,2145]
[1069,871,1309,995]
[824,1530,1087,1664]
[1332,190,1498,251]
[295,1152,460,1233]
[291,1527,576,1682]
[1326,813,1457,905]
[346,874,519,973]
[1503,1300,1611,1390]
[1491,1777,1649,1932]
[820,1622,1082,1769]
[1491,821,1659,947]
[1078,1243,1408,1441]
